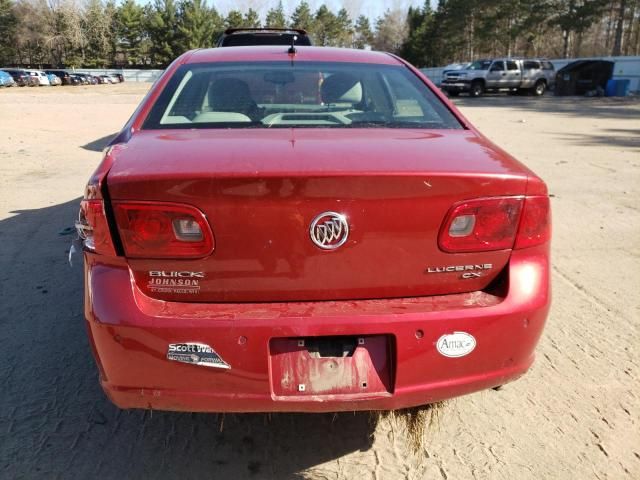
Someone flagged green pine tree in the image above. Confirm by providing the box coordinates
[334,8,353,47]
[265,1,286,28]
[83,0,114,67]
[146,0,180,66]
[116,0,146,65]
[243,8,261,28]
[0,0,18,64]
[290,1,314,31]
[313,4,338,46]
[400,2,431,65]
[353,15,374,49]
[552,0,608,57]
[225,9,243,28]
[177,0,220,50]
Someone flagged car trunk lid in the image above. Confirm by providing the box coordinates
[106,128,531,302]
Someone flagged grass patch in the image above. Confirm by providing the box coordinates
[372,402,448,453]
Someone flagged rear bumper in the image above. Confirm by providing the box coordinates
[85,245,550,412]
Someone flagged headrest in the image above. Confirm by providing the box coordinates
[321,73,362,104]
[208,78,255,111]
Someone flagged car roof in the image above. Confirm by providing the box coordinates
[185,46,400,66]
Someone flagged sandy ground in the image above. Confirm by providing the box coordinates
[0,83,638,479]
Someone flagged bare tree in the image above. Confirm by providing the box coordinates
[372,8,407,53]
[612,0,628,54]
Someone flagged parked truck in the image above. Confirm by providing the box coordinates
[440,58,555,97]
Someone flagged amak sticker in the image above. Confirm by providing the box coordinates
[167,343,230,369]
[436,332,476,358]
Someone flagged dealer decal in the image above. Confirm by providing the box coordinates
[147,271,204,294]
[167,343,230,369]
[436,332,476,358]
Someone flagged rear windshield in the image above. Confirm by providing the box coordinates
[143,61,462,130]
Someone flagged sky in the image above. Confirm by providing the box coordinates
[138,0,427,22]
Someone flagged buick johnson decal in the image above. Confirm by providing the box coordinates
[147,270,204,294]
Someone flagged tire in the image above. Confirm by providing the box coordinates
[533,80,546,96]
[469,81,484,97]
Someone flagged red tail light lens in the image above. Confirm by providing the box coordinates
[514,196,551,249]
[77,199,116,255]
[439,197,523,252]
[114,202,214,259]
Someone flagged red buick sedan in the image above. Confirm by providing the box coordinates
[78,46,551,412]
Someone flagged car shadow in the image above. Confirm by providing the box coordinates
[451,95,640,150]
[0,198,376,479]
[81,133,117,152]
[452,94,640,120]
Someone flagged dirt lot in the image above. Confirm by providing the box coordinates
[0,84,638,479]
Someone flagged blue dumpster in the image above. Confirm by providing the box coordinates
[605,79,616,96]
[616,79,630,96]
[606,79,631,97]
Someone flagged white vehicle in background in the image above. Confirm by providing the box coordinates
[107,74,121,83]
[27,70,51,86]
[440,58,556,97]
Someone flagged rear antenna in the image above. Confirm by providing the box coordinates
[288,35,298,55]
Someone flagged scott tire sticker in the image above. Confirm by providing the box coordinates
[167,343,230,369]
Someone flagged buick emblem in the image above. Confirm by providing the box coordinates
[309,212,349,250]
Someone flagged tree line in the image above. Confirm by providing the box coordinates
[0,0,404,68]
[0,0,638,69]
[402,0,640,67]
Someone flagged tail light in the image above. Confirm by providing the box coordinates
[514,196,551,249]
[439,196,550,253]
[113,202,214,259]
[76,199,116,255]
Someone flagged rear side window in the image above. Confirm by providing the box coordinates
[523,61,540,70]
[144,61,462,130]
[506,61,519,71]
[490,61,505,71]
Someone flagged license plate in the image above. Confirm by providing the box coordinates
[269,335,393,397]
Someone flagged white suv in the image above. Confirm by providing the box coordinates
[27,70,51,86]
